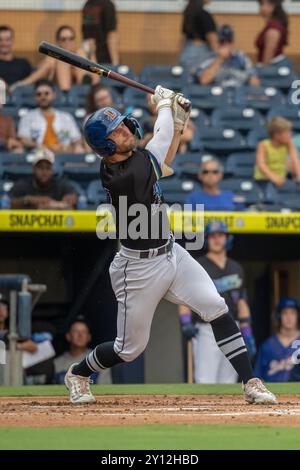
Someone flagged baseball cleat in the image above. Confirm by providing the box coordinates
[243,378,277,405]
[64,363,96,404]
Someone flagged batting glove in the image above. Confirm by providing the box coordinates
[180,313,198,340]
[172,94,192,133]
[151,85,175,112]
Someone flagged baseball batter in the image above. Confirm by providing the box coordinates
[65,85,276,405]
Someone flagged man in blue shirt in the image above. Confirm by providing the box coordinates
[196,24,260,88]
[186,156,236,211]
[255,298,300,382]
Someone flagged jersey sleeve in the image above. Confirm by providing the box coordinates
[145,107,174,166]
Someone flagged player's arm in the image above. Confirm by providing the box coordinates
[146,87,191,177]
[164,94,191,169]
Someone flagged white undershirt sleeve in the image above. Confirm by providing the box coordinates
[145,107,174,166]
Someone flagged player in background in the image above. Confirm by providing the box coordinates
[179,222,256,383]
[64,85,276,405]
[255,297,300,382]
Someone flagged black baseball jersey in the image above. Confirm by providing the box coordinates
[100,149,170,250]
[198,255,247,320]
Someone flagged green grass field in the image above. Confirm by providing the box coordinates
[0,384,299,450]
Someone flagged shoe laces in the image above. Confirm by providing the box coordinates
[73,375,93,396]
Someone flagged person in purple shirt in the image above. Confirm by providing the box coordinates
[255,297,300,382]
[185,156,236,211]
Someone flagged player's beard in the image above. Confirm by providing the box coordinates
[118,137,136,154]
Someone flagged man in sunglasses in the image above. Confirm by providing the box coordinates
[18,79,84,153]
[186,156,236,211]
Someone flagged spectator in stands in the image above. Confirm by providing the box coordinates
[54,317,100,384]
[82,0,119,66]
[18,79,84,153]
[0,103,23,153]
[0,25,32,87]
[179,221,256,384]
[255,298,300,382]
[11,26,99,92]
[140,94,195,154]
[179,0,218,72]
[254,117,300,189]
[185,157,236,211]
[196,24,260,88]
[85,84,116,117]
[10,148,78,210]
[256,0,289,65]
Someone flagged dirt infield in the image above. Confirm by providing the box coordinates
[1,394,300,428]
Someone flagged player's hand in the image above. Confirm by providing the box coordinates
[180,313,198,340]
[151,85,175,111]
[272,175,286,187]
[172,94,192,133]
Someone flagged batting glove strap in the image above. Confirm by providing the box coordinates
[182,322,198,340]
[173,94,192,132]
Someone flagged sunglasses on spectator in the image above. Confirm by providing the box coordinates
[59,36,75,42]
[36,91,51,97]
[201,169,220,175]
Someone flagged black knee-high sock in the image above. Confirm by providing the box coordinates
[72,341,124,377]
[210,314,254,384]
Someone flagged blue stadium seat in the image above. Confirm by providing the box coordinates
[11,85,65,108]
[100,64,137,90]
[265,180,300,209]
[67,84,121,109]
[158,177,200,205]
[182,85,232,112]
[87,179,108,205]
[256,64,296,92]
[220,178,263,206]
[55,153,100,186]
[246,127,269,149]
[175,152,213,177]
[211,107,265,134]
[0,152,62,180]
[190,128,245,155]
[123,87,148,109]
[140,65,188,91]
[234,86,285,112]
[267,106,300,132]
[123,107,151,126]
[226,152,256,178]
[189,108,210,128]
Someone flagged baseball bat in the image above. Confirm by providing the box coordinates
[39,41,155,95]
[187,340,194,384]
[38,42,191,110]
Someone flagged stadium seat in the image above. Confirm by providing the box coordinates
[265,180,300,209]
[175,152,214,177]
[55,153,100,186]
[123,87,148,109]
[226,152,256,178]
[158,177,200,206]
[11,85,65,108]
[234,86,285,112]
[256,64,296,92]
[267,106,300,132]
[100,64,137,90]
[190,128,245,155]
[246,127,269,149]
[123,106,151,126]
[0,153,59,180]
[182,85,232,112]
[87,179,108,205]
[220,178,264,206]
[189,108,210,128]
[0,180,14,193]
[211,107,265,134]
[140,65,188,91]
[67,84,121,109]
